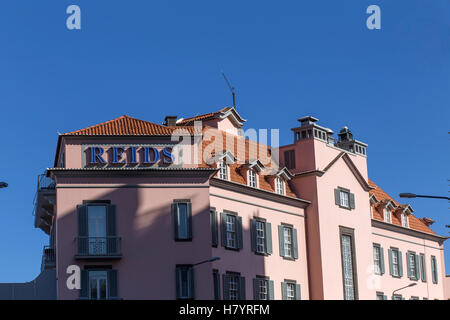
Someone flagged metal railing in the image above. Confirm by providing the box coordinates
[41,245,56,270]
[75,237,122,258]
[37,174,56,191]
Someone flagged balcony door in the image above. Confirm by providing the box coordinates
[89,270,108,300]
[88,205,107,255]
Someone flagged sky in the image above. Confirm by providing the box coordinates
[0,0,448,282]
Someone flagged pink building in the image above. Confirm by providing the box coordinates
[29,107,447,300]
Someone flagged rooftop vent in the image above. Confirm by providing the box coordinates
[297,116,319,127]
[164,116,178,126]
[338,126,354,142]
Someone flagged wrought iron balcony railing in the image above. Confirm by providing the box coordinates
[37,174,56,192]
[75,236,122,259]
[41,245,56,270]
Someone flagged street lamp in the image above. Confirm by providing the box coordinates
[0,182,7,188]
[192,256,220,267]
[399,193,449,201]
[392,283,417,298]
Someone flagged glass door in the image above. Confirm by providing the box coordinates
[89,270,108,300]
[88,205,107,255]
[341,234,355,300]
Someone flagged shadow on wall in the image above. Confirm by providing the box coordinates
[57,176,250,300]
[0,268,56,300]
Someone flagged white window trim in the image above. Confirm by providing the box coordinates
[248,169,258,188]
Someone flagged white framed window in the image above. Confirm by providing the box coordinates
[88,270,108,300]
[340,190,349,208]
[401,213,408,227]
[219,160,228,180]
[408,253,418,280]
[256,220,265,253]
[376,292,385,300]
[373,245,382,275]
[228,274,239,300]
[384,208,391,223]
[258,279,268,300]
[248,169,257,188]
[392,294,403,300]
[275,177,284,195]
[283,226,293,258]
[391,249,400,277]
[226,215,237,249]
[286,282,295,300]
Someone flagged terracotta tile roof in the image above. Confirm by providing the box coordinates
[64,115,198,136]
[200,127,297,197]
[177,107,233,125]
[61,114,295,197]
[368,179,436,235]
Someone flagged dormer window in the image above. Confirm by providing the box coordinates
[275,177,284,195]
[384,208,391,223]
[401,213,408,228]
[248,169,257,188]
[219,160,228,180]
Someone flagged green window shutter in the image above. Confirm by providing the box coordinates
[398,251,403,277]
[213,271,221,300]
[250,219,257,253]
[187,202,193,239]
[222,274,230,300]
[295,284,301,300]
[383,295,387,300]
[210,210,218,247]
[236,216,243,250]
[380,247,385,275]
[106,204,117,255]
[278,225,285,257]
[221,213,227,247]
[406,252,412,279]
[420,254,427,282]
[388,249,393,276]
[432,257,438,284]
[334,189,340,205]
[265,222,273,255]
[172,203,179,240]
[414,254,420,280]
[189,267,195,299]
[239,276,246,300]
[108,270,118,299]
[79,270,88,299]
[77,205,88,255]
[292,228,299,259]
[268,280,274,300]
[253,278,259,300]
[349,193,355,209]
[175,268,180,299]
[281,282,287,300]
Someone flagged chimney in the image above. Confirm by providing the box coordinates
[337,126,354,142]
[164,116,178,126]
[298,116,319,127]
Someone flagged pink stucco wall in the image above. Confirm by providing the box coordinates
[209,185,309,300]
[444,275,450,300]
[371,225,445,299]
[55,176,213,299]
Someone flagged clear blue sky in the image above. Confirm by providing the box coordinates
[0,1,448,282]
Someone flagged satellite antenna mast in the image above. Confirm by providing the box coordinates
[221,71,236,108]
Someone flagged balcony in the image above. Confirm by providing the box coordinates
[75,237,122,260]
[41,245,56,271]
[34,174,56,235]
